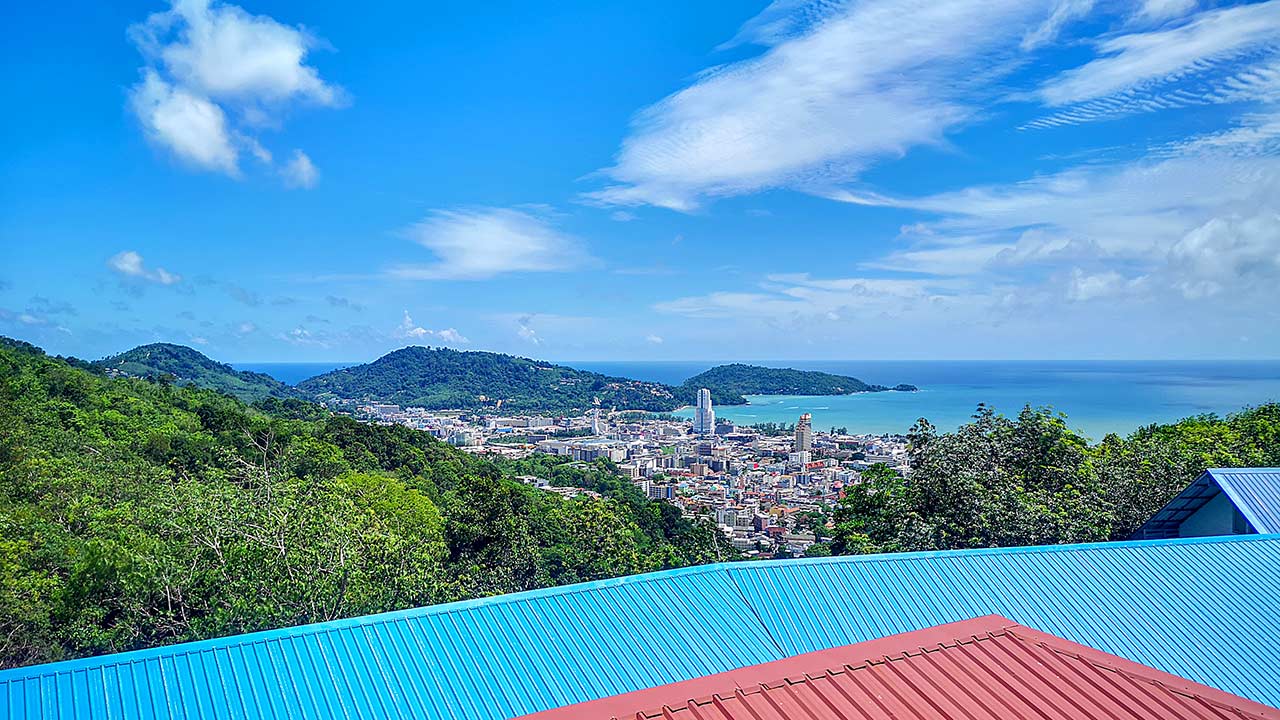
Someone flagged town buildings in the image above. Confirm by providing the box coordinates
[355,399,911,558]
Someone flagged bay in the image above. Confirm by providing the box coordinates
[235,359,1280,440]
[233,362,355,386]
[575,360,1280,440]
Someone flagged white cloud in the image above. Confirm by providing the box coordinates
[130,0,339,106]
[127,0,341,178]
[1137,0,1197,22]
[399,310,431,339]
[514,314,542,344]
[390,207,588,280]
[1167,212,1280,299]
[828,149,1280,315]
[281,149,318,188]
[1066,269,1133,302]
[436,328,469,344]
[130,71,239,173]
[587,0,1057,210]
[1022,0,1095,51]
[863,242,1014,276]
[1027,1,1280,127]
[1155,110,1280,159]
[645,334,664,344]
[237,321,257,334]
[396,310,469,344]
[279,327,328,346]
[108,251,182,285]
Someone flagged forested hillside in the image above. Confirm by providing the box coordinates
[294,347,915,412]
[0,339,730,669]
[95,343,304,403]
[679,363,915,400]
[298,346,683,412]
[823,403,1280,555]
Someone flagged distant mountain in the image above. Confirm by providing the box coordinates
[297,346,681,413]
[681,364,916,400]
[95,343,304,403]
[295,348,915,413]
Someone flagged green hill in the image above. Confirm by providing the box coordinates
[298,346,681,412]
[94,343,304,403]
[680,363,915,401]
[0,337,729,668]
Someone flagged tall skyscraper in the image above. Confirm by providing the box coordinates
[794,412,813,452]
[693,387,715,434]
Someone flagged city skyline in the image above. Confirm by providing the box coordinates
[3,0,1279,362]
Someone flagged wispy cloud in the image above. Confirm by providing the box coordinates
[830,150,1280,306]
[108,251,182,285]
[390,207,589,280]
[586,0,1057,210]
[1026,1,1280,128]
[280,149,319,188]
[127,0,340,182]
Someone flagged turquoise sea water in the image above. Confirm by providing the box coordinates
[237,360,1280,440]
[577,360,1280,440]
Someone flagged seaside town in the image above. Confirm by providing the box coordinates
[352,388,910,558]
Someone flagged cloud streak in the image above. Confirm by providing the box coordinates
[587,0,1058,210]
[390,207,589,280]
[108,251,182,285]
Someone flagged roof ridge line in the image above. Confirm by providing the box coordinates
[725,532,1280,573]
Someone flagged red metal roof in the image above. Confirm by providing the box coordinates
[516,615,1280,720]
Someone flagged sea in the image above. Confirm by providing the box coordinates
[235,360,1280,441]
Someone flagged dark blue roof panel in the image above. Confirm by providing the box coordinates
[1134,467,1280,539]
[3,534,1280,720]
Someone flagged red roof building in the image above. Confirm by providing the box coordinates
[516,615,1280,720]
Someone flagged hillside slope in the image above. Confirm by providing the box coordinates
[681,363,916,400]
[94,343,303,403]
[0,337,729,668]
[298,346,682,412]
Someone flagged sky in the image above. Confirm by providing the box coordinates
[1,0,1278,362]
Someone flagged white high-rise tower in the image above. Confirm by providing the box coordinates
[794,412,813,452]
[693,388,716,434]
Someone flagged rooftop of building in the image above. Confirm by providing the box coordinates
[518,615,1280,720]
[4,533,1280,719]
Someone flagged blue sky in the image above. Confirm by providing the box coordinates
[1,0,1278,362]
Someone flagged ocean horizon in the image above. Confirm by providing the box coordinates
[235,359,1280,440]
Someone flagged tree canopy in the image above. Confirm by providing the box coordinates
[0,339,731,669]
[826,404,1280,555]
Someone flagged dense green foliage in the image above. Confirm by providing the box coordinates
[826,404,1280,555]
[298,346,681,412]
[295,347,917,413]
[679,363,915,402]
[0,340,731,669]
[95,343,303,403]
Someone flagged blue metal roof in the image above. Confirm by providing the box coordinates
[1134,468,1280,538]
[4,534,1280,719]
[1211,468,1280,534]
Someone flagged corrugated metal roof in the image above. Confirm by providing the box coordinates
[1212,468,1280,534]
[4,534,1280,720]
[731,534,1280,707]
[1134,468,1280,539]
[517,615,1280,720]
[0,567,782,720]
